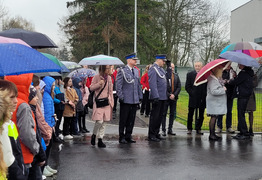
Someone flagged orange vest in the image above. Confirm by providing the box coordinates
[12,98,36,164]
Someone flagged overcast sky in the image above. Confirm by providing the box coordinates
[2,0,251,46]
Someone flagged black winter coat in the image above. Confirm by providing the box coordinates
[229,67,254,99]
[185,70,207,108]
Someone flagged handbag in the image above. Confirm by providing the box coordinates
[84,104,89,114]
[95,97,109,108]
[95,80,109,108]
[76,100,84,112]
[54,93,65,111]
[87,80,108,109]
[88,90,94,109]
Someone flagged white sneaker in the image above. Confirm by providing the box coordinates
[42,175,46,180]
[59,134,64,140]
[43,167,53,177]
[216,128,222,133]
[64,135,73,140]
[46,165,58,174]
[227,128,235,134]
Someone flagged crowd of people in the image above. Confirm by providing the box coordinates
[0,52,258,179]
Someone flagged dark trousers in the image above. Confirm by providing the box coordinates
[237,98,249,135]
[217,97,233,129]
[55,109,64,136]
[28,161,42,180]
[113,94,118,112]
[63,116,76,135]
[41,133,54,172]
[187,107,205,131]
[161,99,177,132]
[148,100,166,138]
[77,111,87,131]
[8,160,27,180]
[119,103,137,140]
[140,90,151,116]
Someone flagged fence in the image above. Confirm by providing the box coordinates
[175,88,262,132]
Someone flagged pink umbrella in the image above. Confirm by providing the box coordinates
[194,59,230,86]
[0,36,31,47]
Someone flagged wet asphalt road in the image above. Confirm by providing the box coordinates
[48,121,262,180]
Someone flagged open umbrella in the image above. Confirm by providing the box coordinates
[0,43,61,76]
[0,28,57,49]
[41,53,70,73]
[79,54,124,65]
[68,68,96,80]
[219,51,260,68]
[194,59,229,86]
[60,61,81,70]
[220,42,262,58]
[0,36,31,47]
[35,72,62,78]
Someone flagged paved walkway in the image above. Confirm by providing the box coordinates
[47,112,262,180]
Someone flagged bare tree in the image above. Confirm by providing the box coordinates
[0,1,8,31]
[155,0,211,66]
[196,1,230,65]
[2,16,35,31]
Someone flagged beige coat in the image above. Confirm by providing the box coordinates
[90,74,113,121]
[63,87,79,117]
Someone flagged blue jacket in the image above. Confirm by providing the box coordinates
[54,86,62,104]
[73,78,83,101]
[116,65,143,104]
[42,76,56,128]
[148,63,168,100]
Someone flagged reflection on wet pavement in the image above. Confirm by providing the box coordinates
[47,130,262,180]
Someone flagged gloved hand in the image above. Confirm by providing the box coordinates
[152,98,159,105]
[119,98,124,104]
[166,59,171,67]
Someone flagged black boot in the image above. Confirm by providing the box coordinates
[98,138,106,148]
[249,128,254,136]
[91,134,96,146]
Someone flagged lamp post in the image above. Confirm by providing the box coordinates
[134,0,137,54]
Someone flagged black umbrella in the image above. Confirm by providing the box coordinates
[0,28,58,49]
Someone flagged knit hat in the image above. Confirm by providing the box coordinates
[29,85,37,102]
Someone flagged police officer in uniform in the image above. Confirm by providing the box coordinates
[148,54,168,142]
[116,53,143,144]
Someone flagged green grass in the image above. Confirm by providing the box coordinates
[175,87,262,132]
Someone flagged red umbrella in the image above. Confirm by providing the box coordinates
[194,59,229,86]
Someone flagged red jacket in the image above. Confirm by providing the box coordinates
[5,73,37,164]
[140,73,150,90]
[12,99,36,164]
[86,77,94,88]
[111,70,117,84]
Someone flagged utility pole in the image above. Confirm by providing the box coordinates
[134,0,137,54]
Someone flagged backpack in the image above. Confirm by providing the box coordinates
[87,90,94,109]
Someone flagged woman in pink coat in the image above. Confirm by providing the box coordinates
[90,65,114,148]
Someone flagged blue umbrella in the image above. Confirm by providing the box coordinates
[79,54,124,65]
[219,51,260,68]
[0,43,61,76]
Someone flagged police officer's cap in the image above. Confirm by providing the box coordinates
[155,54,167,61]
[125,53,138,60]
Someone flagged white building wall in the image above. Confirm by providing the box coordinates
[231,0,262,89]
[230,0,262,43]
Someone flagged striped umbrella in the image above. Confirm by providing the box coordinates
[220,42,262,58]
